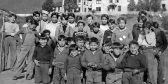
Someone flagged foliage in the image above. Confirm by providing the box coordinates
[150,0,161,12]
[92,10,96,15]
[64,0,78,12]
[42,0,55,12]
[161,15,168,30]
[136,0,146,11]
[128,0,136,11]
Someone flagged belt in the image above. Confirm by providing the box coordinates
[124,68,134,72]
[87,68,101,72]
[5,35,13,38]
[39,61,50,64]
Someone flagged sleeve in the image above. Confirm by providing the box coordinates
[64,56,68,73]
[97,52,104,69]
[49,46,54,68]
[103,55,116,70]
[32,47,37,61]
[103,31,107,42]
[69,26,73,37]
[160,31,168,52]
[116,54,127,69]
[85,26,91,38]
[14,28,24,42]
[99,32,104,49]
[11,24,19,35]
[111,31,116,43]
[137,34,143,46]
[81,52,88,68]
[126,29,133,44]
[55,26,60,41]
[139,54,147,72]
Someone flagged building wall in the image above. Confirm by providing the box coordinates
[161,0,168,12]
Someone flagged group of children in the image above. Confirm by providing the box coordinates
[1,10,167,84]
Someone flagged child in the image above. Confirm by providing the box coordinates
[68,13,76,29]
[66,37,75,47]
[90,22,104,48]
[103,19,116,43]
[55,14,73,41]
[64,44,83,84]
[100,14,109,33]
[116,40,147,84]
[103,42,124,84]
[73,20,89,39]
[75,15,83,23]
[84,38,90,50]
[52,35,69,84]
[13,19,39,80]
[85,14,94,32]
[81,37,104,84]
[111,17,133,45]
[75,36,85,55]
[33,33,54,84]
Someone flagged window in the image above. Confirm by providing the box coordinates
[115,0,119,3]
[96,0,101,4]
[162,4,166,8]
[96,7,101,12]
[118,6,121,11]
[109,0,113,3]
[78,0,81,5]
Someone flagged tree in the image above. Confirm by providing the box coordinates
[150,0,161,12]
[92,10,96,15]
[42,0,55,12]
[136,0,146,11]
[128,0,136,11]
[64,0,78,12]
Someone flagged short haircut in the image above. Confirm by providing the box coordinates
[152,21,159,28]
[77,20,85,27]
[68,13,75,18]
[33,11,40,16]
[101,14,109,20]
[75,15,83,23]
[108,19,115,24]
[86,14,94,19]
[66,37,75,42]
[51,12,59,18]
[75,36,85,42]
[85,38,90,42]
[138,10,147,16]
[111,42,123,49]
[102,40,112,47]
[9,14,17,19]
[137,16,147,23]
[143,21,152,29]
[62,14,69,20]
[43,29,51,34]
[29,19,39,26]
[25,16,33,23]
[69,44,78,53]
[117,17,126,24]
[89,37,99,44]
[93,22,100,28]
[129,40,139,47]
[58,35,66,41]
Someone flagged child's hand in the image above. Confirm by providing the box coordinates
[48,68,52,75]
[34,60,40,66]
[80,73,83,79]
[132,69,139,75]
[64,73,67,80]
[87,62,93,67]
[52,61,55,65]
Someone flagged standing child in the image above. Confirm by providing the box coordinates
[84,38,90,50]
[64,44,83,84]
[81,37,104,84]
[117,40,147,84]
[52,35,69,84]
[68,13,76,29]
[100,14,109,33]
[33,33,54,84]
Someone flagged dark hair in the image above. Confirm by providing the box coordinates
[152,21,159,28]
[138,10,147,16]
[29,19,39,26]
[43,29,51,34]
[137,16,147,23]
[112,42,123,49]
[66,37,75,42]
[9,14,17,19]
[68,13,75,18]
[77,20,85,27]
[25,16,33,23]
[75,15,83,23]
[86,14,94,19]
[102,40,112,47]
[85,38,90,42]
[39,33,48,40]
[62,14,69,20]
[101,14,109,20]
[143,21,152,29]
[89,37,99,44]
[129,40,139,47]
[69,44,78,53]
[51,12,59,18]
[117,17,126,24]
[33,11,40,16]
[75,36,85,42]
[108,19,115,24]
[58,35,66,41]
[93,22,100,28]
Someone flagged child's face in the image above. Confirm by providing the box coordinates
[62,18,68,25]
[144,27,150,34]
[104,46,110,53]
[58,16,62,23]
[33,14,40,21]
[85,41,90,50]
[68,41,75,46]
[29,24,36,30]
[39,39,47,46]
[102,17,108,25]
[90,42,98,51]
[93,27,100,32]
[113,48,121,57]
[42,14,48,21]
[45,33,50,38]
[118,20,126,29]
[87,17,93,24]
[9,16,16,23]
[108,23,115,30]
[138,20,143,28]
[68,16,75,23]
[70,50,78,57]
[51,15,58,23]
[78,23,84,31]
[129,44,139,55]
[76,40,84,48]
[58,39,66,47]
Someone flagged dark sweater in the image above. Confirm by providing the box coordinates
[132,26,143,41]
[116,52,147,72]
[103,29,113,43]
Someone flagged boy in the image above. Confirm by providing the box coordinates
[111,17,133,45]
[33,33,54,84]
[117,40,147,84]
[1,14,19,71]
[81,37,104,84]
[66,37,75,47]
[73,20,89,39]
[103,42,124,84]
[103,19,116,43]
[64,44,83,84]
[68,13,76,29]
[55,14,73,41]
[13,19,39,80]
[100,14,109,33]
[52,35,69,84]
[85,14,94,32]
[84,38,90,50]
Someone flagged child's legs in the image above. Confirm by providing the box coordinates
[94,71,102,84]
[53,67,64,84]
[40,63,50,84]
[67,68,82,84]
[86,71,94,84]
[122,72,132,84]
[34,65,42,83]
[9,37,17,69]
[106,73,115,84]
[73,68,82,84]
[130,72,144,84]
[106,72,122,84]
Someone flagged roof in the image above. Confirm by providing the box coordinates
[0,0,46,14]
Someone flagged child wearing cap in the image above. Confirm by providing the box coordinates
[33,33,54,84]
[103,42,124,84]
[64,44,83,84]
[116,40,147,84]
[81,37,104,84]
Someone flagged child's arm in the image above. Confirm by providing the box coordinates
[116,53,127,69]
[64,56,68,74]
[81,52,88,68]
[49,46,54,68]
[96,52,104,69]
[69,26,73,37]
[103,55,115,70]
[55,26,60,41]
[111,31,116,43]
[139,54,147,72]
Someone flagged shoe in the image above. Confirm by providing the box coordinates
[12,76,17,80]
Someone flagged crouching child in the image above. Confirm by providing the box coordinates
[116,40,147,84]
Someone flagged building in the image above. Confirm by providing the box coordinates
[161,0,168,12]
